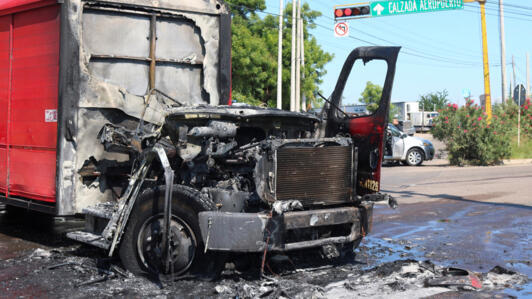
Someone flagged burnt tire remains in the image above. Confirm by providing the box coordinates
[119,185,215,277]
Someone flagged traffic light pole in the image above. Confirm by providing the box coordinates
[465,0,492,120]
[480,0,492,120]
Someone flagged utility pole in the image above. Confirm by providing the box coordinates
[499,0,507,102]
[300,16,306,111]
[290,1,296,112]
[295,0,301,112]
[510,56,514,98]
[512,55,516,96]
[512,55,520,146]
[527,52,530,97]
[465,0,492,119]
[276,0,283,109]
[480,0,492,119]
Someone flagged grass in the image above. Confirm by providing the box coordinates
[510,135,532,159]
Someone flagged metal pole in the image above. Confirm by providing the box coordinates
[499,0,507,102]
[518,83,521,147]
[512,55,516,96]
[479,1,492,120]
[421,102,424,133]
[290,1,296,111]
[510,57,514,98]
[277,0,284,109]
[300,16,306,112]
[512,55,519,146]
[295,0,301,112]
[527,52,530,97]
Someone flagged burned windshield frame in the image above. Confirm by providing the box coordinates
[337,58,389,119]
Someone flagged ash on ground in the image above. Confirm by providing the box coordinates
[1,241,529,299]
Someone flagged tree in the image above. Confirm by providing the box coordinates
[419,90,449,111]
[226,1,333,108]
[359,81,382,113]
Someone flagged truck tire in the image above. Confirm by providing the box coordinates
[119,185,223,278]
[405,148,424,166]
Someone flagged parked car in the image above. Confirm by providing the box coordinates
[384,123,434,166]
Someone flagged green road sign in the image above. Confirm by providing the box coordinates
[370,0,463,18]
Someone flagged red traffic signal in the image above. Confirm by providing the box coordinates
[334,5,370,19]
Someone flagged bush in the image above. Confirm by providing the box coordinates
[432,99,512,166]
[520,98,532,137]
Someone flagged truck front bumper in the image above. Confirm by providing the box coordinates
[198,204,373,252]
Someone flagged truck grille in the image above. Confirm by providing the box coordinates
[275,146,354,205]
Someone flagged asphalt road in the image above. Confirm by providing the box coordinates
[378,163,532,291]
[382,162,532,206]
[0,163,530,298]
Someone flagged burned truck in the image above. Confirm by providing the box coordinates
[0,0,399,276]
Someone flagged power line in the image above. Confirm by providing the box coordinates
[227,2,509,68]
[319,14,487,66]
[464,4,532,22]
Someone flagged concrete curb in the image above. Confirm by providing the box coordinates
[422,158,532,167]
[502,159,532,165]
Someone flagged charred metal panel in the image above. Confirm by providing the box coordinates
[53,0,230,214]
[199,206,365,252]
[198,211,268,252]
[276,146,354,205]
[82,10,150,58]
[283,207,359,230]
[155,17,204,62]
[326,46,400,196]
[88,60,149,96]
[90,0,229,16]
[155,65,203,104]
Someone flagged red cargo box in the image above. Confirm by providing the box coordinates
[0,0,60,206]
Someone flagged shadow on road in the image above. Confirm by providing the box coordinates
[382,189,532,210]
[0,207,83,248]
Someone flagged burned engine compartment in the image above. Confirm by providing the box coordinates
[87,105,358,215]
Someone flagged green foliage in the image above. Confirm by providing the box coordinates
[389,103,399,121]
[511,136,532,159]
[226,1,333,108]
[419,90,449,111]
[359,81,382,113]
[431,99,512,166]
[520,98,532,138]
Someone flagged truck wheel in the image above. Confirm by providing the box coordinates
[405,148,424,166]
[119,185,221,277]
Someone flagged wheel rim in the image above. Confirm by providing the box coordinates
[136,214,197,275]
[408,150,422,165]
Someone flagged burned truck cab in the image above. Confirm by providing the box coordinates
[72,46,400,276]
[0,0,401,276]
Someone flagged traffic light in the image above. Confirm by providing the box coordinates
[334,5,370,20]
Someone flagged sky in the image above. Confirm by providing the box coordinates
[263,0,532,106]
